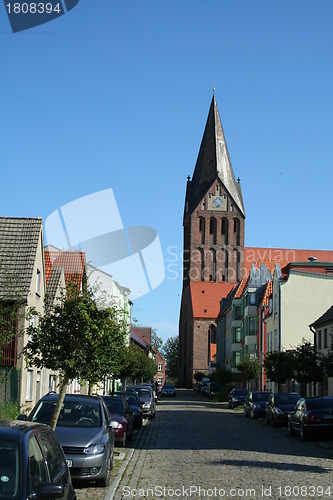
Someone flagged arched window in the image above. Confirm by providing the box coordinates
[199,247,205,281]
[199,217,205,245]
[209,248,216,282]
[221,218,229,245]
[209,217,217,245]
[208,324,217,365]
[209,324,217,344]
[233,218,240,246]
[234,249,240,282]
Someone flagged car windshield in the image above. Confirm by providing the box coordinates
[103,398,124,414]
[252,392,270,402]
[306,398,333,410]
[275,393,300,405]
[125,394,138,406]
[0,440,20,499]
[137,388,151,398]
[31,401,102,427]
[234,389,248,396]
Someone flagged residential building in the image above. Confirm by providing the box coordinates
[264,262,333,393]
[0,217,51,409]
[310,305,333,396]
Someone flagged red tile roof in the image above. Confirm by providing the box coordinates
[234,277,248,298]
[260,281,272,307]
[45,250,86,290]
[244,247,333,275]
[190,282,234,318]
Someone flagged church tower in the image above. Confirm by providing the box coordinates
[179,93,245,387]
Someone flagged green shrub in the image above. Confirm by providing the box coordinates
[214,386,232,402]
[0,401,21,420]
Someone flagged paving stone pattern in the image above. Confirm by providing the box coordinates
[78,390,333,500]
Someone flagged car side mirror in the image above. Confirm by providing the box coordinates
[17,414,27,421]
[109,420,119,429]
[31,482,65,499]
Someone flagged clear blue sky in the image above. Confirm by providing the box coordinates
[1,1,332,344]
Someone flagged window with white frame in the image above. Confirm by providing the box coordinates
[158,377,162,385]
[158,363,163,372]
[324,329,328,349]
[26,370,33,401]
[318,330,322,350]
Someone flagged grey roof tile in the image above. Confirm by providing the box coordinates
[0,217,43,301]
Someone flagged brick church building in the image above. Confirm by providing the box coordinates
[178,94,333,388]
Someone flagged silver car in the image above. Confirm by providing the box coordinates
[126,386,156,420]
[19,393,115,487]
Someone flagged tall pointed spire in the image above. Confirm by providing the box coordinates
[189,94,245,216]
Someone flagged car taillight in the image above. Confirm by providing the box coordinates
[307,413,316,424]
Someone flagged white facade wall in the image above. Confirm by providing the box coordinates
[280,271,333,351]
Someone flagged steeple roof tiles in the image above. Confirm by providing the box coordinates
[189,95,245,216]
[0,217,43,301]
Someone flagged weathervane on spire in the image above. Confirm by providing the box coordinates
[213,83,215,95]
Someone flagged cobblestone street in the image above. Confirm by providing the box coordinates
[76,390,333,500]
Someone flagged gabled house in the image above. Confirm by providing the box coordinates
[0,217,50,408]
[309,305,333,396]
[264,261,333,394]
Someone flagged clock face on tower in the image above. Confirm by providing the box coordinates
[212,196,223,209]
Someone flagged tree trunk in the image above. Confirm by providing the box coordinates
[50,374,69,431]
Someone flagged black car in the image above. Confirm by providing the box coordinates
[122,392,143,429]
[161,383,176,397]
[0,419,76,499]
[244,391,270,418]
[208,382,223,400]
[265,392,301,427]
[288,396,333,440]
[19,393,115,487]
[228,388,248,409]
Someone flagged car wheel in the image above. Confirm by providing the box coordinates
[288,420,295,435]
[300,424,309,441]
[97,454,112,487]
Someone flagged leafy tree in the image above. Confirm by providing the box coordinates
[162,336,179,382]
[24,283,127,430]
[150,328,163,351]
[193,372,205,382]
[323,327,333,378]
[237,355,261,389]
[293,339,324,396]
[264,351,295,391]
[210,367,233,385]
[128,347,157,384]
[0,265,25,371]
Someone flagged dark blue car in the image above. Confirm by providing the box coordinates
[0,419,76,499]
[244,391,270,418]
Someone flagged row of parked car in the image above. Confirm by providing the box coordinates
[0,381,164,499]
[228,388,333,441]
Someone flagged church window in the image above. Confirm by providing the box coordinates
[209,217,217,245]
[233,218,240,246]
[210,248,216,282]
[199,247,205,281]
[221,218,229,245]
[234,249,240,281]
[199,217,205,244]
